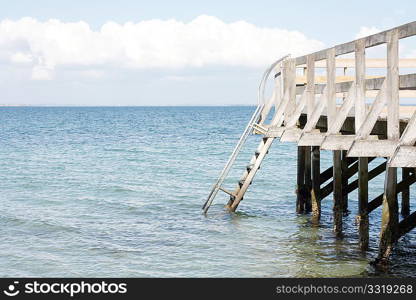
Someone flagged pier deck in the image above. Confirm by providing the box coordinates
[204,21,416,266]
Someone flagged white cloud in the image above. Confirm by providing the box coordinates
[355,26,381,39]
[10,52,33,64]
[0,16,324,80]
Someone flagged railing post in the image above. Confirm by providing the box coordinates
[284,59,296,124]
[327,48,336,127]
[379,28,400,263]
[306,55,315,116]
[354,38,369,250]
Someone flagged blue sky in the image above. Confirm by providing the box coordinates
[0,0,414,105]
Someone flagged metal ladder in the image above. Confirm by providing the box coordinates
[202,55,289,214]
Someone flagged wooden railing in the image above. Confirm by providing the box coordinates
[260,21,416,162]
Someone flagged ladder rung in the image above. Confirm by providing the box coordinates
[246,163,255,171]
[238,179,253,187]
[219,187,236,198]
[253,123,268,134]
[253,123,268,131]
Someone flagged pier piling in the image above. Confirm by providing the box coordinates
[311,146,321,222]
[333,150,343,236]
[358,157,369,250]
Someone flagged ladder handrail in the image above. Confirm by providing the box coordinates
[202,54,289,214]
[258,54,290,106]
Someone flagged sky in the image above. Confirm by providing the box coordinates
[0,0,415,106]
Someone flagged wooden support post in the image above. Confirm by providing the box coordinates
[305,146,312,213]
[357,157,369,251]
[297,146,307,213]
[401,168,410,217]
[341,150,349,214]
[311,146,321,222]
[378,167,398,262]
[333,150,343,236]
[378,28,400,264]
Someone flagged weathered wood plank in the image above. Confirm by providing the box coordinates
[302,88,327,133]
[296,58,416,69]
[389,111,416,167]
[298,131,325,146]
[327,48,336,128]
[321,135,355,151]
[295,73,416,96]
[354,80,387,140]
[347,139,398,157]
[306,55,315,116]
[389,146,416,168]
[284,59,297,123]
[295,21,416,65]
[326,83,355,135]
[387,28,400,141]
[280,127,303,142]
[287,92,308,128]
[355,38,366,130]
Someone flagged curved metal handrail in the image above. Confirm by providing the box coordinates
[258,54,290,106]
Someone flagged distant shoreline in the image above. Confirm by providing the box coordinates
[0,104,258,107]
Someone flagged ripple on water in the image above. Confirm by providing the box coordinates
[1,106,415,277]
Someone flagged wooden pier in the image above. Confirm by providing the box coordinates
[204,21,416,266]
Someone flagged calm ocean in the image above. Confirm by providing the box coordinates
[0,106,415,277]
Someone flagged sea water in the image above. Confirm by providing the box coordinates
[0,106,415,277]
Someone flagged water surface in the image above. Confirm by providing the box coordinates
[0,106,415,277]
